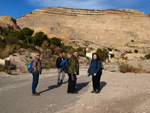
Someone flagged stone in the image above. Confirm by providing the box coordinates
[16,7,150,53]
[0,16,20,30]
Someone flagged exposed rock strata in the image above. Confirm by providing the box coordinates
[16,7,150,53]
[0,16,20,30]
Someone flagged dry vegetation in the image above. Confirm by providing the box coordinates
[119,63,146,73]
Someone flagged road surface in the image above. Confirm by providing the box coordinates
[0,67,150,113]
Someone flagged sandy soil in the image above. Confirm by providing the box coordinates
[58,71,150,113]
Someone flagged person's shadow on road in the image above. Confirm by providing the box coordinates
[39,81,68,94]
[76,82,90,92]
[99,81,107,92]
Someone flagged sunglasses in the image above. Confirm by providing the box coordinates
[36,55,40,56]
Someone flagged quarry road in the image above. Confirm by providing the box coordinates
[0,67,150,113]
[0,67,91,113]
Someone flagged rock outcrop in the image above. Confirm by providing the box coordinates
[16,7,150,51]
[0,16,20,30]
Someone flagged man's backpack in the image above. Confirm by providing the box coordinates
[27,59,39,73]
[60,59,69,73]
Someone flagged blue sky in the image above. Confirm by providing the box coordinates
[0,0,150,19]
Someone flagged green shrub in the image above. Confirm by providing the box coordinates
[19,43,37,51]
[0,38,5,48]
[108,48,112,51]
[17,27,34,44]
[110,54,114,58]
[126,50,132,53]
[96,48,109,61]
[33,32,49,47]
[50,37,61,47]
[21,27,34,36]
[145,54,150,59]
[134,49,138,53]
[61,44,75,52]
[4,36,18,45]
[0,26,3,35]
[76,47,83,52]
[76,47,86,57]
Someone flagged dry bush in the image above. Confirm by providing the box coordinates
[0,64,12,74]
[41,40,49,50]
[0,64,5,72]
[0,45,17,58]
[5,68,11,74]
[119,63,146,73]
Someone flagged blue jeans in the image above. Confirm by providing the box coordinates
[32,72,39,94]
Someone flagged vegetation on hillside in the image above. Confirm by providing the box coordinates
[0,25,88,73]
[145,54,150,59]
[96,48,109,61]
[0,26,86,59]
[134,49,138,53]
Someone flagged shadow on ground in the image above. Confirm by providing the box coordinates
[100,81,107,92]
[39,81,106,94]
[39,80,68,94]
[76,82,90,92]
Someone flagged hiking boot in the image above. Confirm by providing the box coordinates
[70,92,78,94]
[59,83,62,86]
[67,91,78,94]
[91,90,95,93]
[95,89,100,93]
[32,93,40,96]
[60,80,63,84]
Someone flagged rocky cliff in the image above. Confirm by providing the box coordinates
[16,7,150,52]
[0,16,20,30]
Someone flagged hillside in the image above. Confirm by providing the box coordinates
[0,16,20,30]
[17,7,150,52]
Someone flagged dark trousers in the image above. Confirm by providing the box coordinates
[92,73,101,91]
[32,72,39,94]
[67,74,77,93]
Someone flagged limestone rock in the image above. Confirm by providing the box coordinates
[0,16,20,30]
[16,7,150,51]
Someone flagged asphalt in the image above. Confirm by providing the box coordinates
[0,68,91,113]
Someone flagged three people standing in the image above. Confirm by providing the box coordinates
[56,52,66,85]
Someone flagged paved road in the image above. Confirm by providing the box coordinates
[1,67,150,113]
[0,67,91,113]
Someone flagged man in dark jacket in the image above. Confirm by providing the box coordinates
[56,52,65,85]
[67,52,79,94]
[32,53,42,96]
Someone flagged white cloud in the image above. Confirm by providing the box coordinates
[27,0,143,10]
[28,0,110,10]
